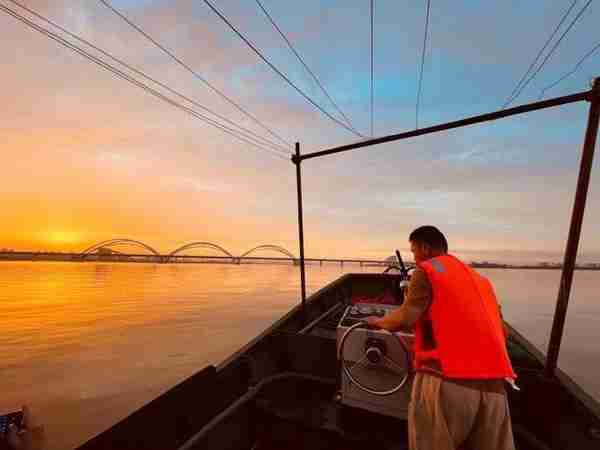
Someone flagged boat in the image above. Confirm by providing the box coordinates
[76,79,600,449]
[75,271,600,450]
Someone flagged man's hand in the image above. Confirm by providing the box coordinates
[366,316,382,328]
[6,406,44,450]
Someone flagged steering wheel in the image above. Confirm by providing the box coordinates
[338,321,413,396]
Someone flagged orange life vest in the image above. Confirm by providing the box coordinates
[414,254,516,380]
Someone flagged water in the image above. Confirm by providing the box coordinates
[1,261,599,449]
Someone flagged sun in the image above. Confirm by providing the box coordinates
[42,230,83,246]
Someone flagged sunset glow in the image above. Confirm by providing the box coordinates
[41,231,85,246]
[1,1,599,263]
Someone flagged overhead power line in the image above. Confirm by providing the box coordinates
[7,0,289,156]
[539,40,600,99]
[416,0,431,129]
[98,0,291,149]
[504,0,593,107]
[0,3,289,161]
[202,0,365,139]
[370,0,374,137]
[254,0,360,136]
[503,0,578,109]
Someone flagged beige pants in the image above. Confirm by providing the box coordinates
[408,373,515,450]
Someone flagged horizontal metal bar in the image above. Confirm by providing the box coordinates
[301,90,592,161]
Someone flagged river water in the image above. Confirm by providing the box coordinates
[1,261,599,449]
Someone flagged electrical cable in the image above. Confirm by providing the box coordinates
[416,0,431,129]
[99,0,291,148]
[370,0,374,137]
[539,40,600,99]
[202,0,365,138]
[254,0,359,135]
[503,0,578,108]
[0,3,289,161]
[7,0,290,155]
[504,0,593,107]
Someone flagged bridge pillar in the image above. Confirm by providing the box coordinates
[320,260,322,266]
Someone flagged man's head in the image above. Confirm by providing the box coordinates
[409,225,448,264]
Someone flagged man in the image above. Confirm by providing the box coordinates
[367,226,516,450]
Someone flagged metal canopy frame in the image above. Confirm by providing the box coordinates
[292,77,600,378]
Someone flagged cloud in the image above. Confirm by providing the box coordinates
[2,1,600,259]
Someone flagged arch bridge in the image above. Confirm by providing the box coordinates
[165,242,234,263]
[80,239,161,259]
[79,240,298,263]
[239,245,297,260]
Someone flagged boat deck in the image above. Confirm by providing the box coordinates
[253,375,408,450]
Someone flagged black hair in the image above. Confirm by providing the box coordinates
[409,225,448,253]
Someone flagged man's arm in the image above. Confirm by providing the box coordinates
[367,268,431,332]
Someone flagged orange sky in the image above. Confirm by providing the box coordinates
[2,1,600,263]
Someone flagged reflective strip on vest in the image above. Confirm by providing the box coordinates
[414,254,516,380]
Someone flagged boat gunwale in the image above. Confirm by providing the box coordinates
[215,272,356,371]
[506,322,600,420]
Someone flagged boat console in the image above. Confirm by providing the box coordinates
[337,302,414,419]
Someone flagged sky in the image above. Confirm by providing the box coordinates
[1,0,600,263]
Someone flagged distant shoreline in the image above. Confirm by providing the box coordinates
[1,251,599,270]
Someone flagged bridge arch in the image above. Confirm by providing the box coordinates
[239,245,296,259]
[165,242,234,262]
[81,239,160,258]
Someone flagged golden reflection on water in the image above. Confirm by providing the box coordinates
[0,261,360,449]
[0,262,598,449]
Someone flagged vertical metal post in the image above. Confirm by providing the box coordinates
[545,78,600,377]
[293,142,307,313]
